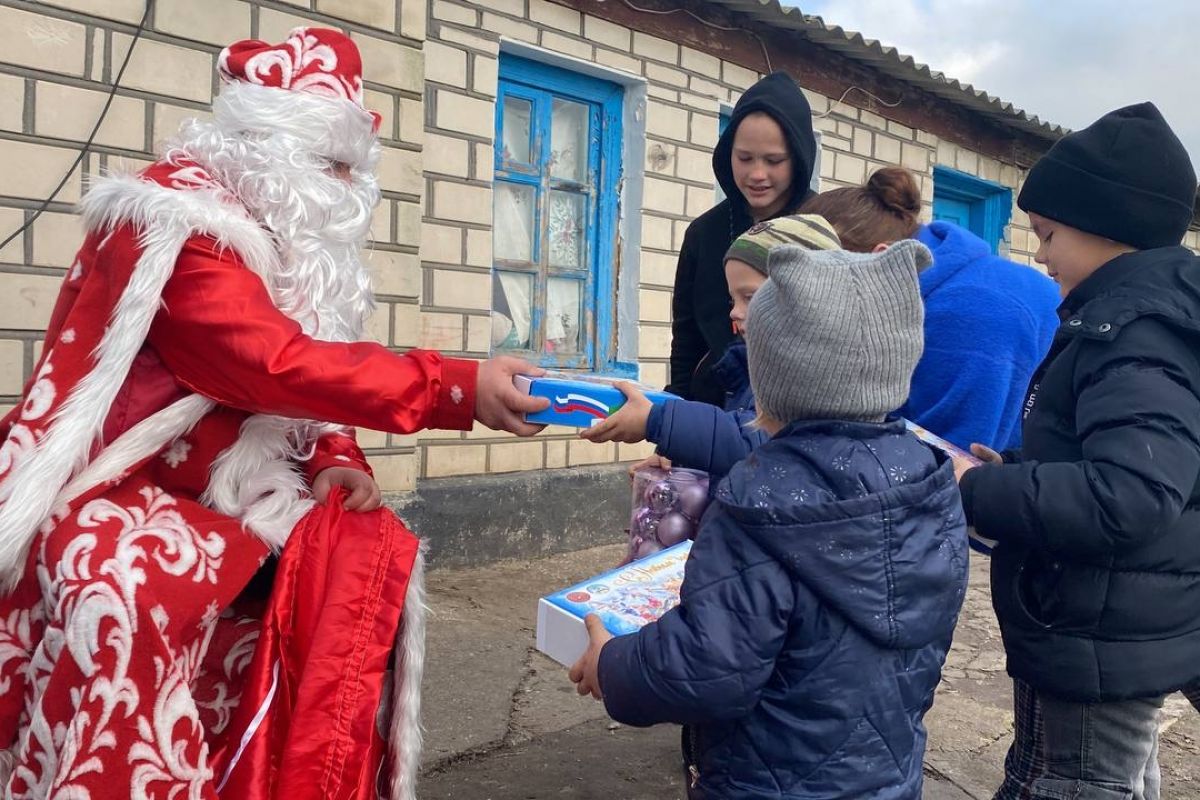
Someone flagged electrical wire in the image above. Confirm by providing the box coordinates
[0,0,154,253]
[814,85,903,119]
[618,0,774,73]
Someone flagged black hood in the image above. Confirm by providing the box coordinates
[713,72,818,221]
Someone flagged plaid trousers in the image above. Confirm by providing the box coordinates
[992,678,1046,800]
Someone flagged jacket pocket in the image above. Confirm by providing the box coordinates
[1013,553,1106,633]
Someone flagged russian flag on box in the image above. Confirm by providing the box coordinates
[514,374,677,429]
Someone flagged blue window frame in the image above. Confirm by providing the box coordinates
[492,55,624,372]
[932,165,1012,254]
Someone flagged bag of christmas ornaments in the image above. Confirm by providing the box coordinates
[626,466,710,563]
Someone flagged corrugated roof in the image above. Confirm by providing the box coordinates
[706,0,1069,142]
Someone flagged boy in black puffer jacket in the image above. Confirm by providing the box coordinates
[570,241,969,799]
[955,103,1200,800]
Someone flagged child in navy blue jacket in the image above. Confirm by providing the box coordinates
[570,240,969,799]
[580,214,840,482]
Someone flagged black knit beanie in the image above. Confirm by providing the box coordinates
[1017,102,1197,250]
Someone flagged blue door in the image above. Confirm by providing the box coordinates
[933,196,972,228]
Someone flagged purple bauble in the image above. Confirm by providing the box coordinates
[635,538,665,559]
[645,480,677,513]
[656,511,693,546]
[633,506,661,539]
[676,481,710,521]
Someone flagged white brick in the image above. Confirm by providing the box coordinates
[529,0,581,33]
[474,55,498,97]
[640,215,673,251]
[435,90,494,138]
[541,31,591,60]
[393,302,419,347]
[35,82,145,151]
[425,41,468,87]
[593,48,640,76]
[465,228,491,268]
[370,200,393,244]
[422,222,463,264]
[151,103,209,149]
[639,288,671,323]
[640,250,677,287]
[369,453,418,492]
[326,0,396,32]
[481,12,538,45]
[377,146,423,195]
[368,249,421,297]
[680,47,720,79]
[426,444,486,477]
[433,269,490,310]
[568,439,615,467]
[419,312,464,350]
[0,74,24,133]
[398,97,423,145]
[647,85,677,103]
[642,177,686,215]
[886,120,915,140]
[834,152,867,185]
[483,0,527,15]
[0,339,23,394]
[466,313,491,353]
[0,273,62,330]
[401,0,426,40]
[675,147,712,184]
[433,1,478,26]
[646,63,688,89]
[473,142,492,182]
[901,142,930,172]
[365,90,396,140]
[256,8,320,43]
[545,440,567,469]
[0,6,86,77]
[935,139,956,169]
[639,361,667,389]
[584,15,630,51]
[851,127,872,157]
[0,208,25,263]
[721,60,758,89]
[40,0,144,23]
[688,112,719,149]
[801,87,829,115]
[112,34,212,103]
[353,34,424,93]
[156,0,251,45]
[0,140,84,203]
[633,32,678,64]
[432,181,491,225]
[874,135,902,166]
[685,186,710,218]
[31,212,83,268]
[638,324,671,359]
[438,26,499,54]
[396,200,421,245]
[689,76,723,101]
[859,109,887,130]
[955,147,979,175]
[618,441,656,462]
[365,299,390,344]
[646,102,689,141]
[489,441,544,473]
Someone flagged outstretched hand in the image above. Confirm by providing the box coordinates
[312,467,381,511]
[475,356,550,436]
[568,614,612,701]
[579,382,652,444]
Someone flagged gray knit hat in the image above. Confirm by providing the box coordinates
[746,239,931,424]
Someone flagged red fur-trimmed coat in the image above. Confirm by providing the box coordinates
[0,159,475,798]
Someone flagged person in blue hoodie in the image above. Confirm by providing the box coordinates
[802,167,1061,452]
[580,214,841,484]
[570,240,969,800]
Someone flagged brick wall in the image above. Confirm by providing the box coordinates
[2,0,1197,488]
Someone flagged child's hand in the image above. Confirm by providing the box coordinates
[970,443,1004,464]
[628,453,672,479]
[568,614,613,701]
[579,382,651,444]
[951,456,977,484]
[312,467,382,512]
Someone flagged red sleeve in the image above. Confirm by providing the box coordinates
[148,236,478,433]
[303,431,374,483]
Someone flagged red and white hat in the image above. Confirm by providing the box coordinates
[215,27,382,166]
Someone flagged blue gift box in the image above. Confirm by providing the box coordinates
[514,374,678,428]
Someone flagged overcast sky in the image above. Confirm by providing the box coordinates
[788,0,1200,169]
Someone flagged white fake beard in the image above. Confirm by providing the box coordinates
[166,118,380,344]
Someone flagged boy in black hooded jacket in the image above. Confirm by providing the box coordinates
[955,102,1200,800]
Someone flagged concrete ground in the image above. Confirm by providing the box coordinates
[415,545,1200,799]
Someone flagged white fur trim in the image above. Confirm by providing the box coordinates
[388,546,427,800]
[56,394,216,509]
[201,415,317,551]
[214,81,378,169]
